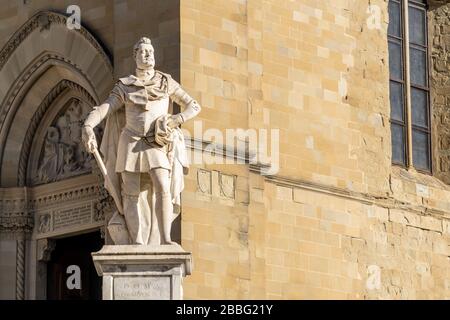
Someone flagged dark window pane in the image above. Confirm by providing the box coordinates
[412,129,430,171]
[388,1,402,38]
[409,6,426,46]
[392,123,406,165]
[389,41,403,80]
[390,81,404,121]
[410,48,427,87]
[411,87,428,128]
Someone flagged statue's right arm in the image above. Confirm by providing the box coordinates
[84,101,116,128]
[84,83,125,128]
[82,83,125,152]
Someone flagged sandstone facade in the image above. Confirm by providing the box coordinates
[0,0,448,299]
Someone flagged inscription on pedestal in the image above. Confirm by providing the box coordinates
[114,276,171,300]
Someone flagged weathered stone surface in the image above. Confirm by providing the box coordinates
[92,244,192,300]
[431,3,450,184]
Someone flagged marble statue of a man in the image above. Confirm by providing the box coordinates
[82,37,201,245]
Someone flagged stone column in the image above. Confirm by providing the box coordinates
[92,244,192,300]
[0,188,34,300]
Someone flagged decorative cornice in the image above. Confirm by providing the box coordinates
[255,169,376,205]
[0,11,112,73]
[0,179,104,235]
[17,79,96,186]
[32,184,98,208]
[250,165,450,220]
[185,137,252,164]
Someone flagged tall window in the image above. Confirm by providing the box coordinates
[388,0,431,172]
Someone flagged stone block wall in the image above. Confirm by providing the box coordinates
[180,0,450,299]
[180,0,252,298]
[248,181,449,299]
[430,2,450,184]
[112,0,180,80]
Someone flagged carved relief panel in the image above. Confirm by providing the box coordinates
[32,98,103,185]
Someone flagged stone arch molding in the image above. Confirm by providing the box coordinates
[20,79,103,187]
[0,11,114,187]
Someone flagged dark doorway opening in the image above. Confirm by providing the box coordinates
[47,230,103,300]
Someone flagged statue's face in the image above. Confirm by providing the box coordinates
[135,44,155,69]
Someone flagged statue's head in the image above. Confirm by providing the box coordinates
[133,37,155,70]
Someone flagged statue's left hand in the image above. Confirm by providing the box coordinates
[167,114,183,129]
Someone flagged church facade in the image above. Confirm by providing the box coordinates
[0,0,449,299]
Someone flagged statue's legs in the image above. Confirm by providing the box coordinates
[121,171,150,244]
[149,167,175,245]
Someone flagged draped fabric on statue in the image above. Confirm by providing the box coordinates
[154,114,190,214]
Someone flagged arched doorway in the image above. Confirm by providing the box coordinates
[0,11,114,300]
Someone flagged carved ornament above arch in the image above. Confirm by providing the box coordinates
[0,11,112,74]
[0,10,114,187]
[18,79,102,187]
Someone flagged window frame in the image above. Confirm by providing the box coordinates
[388,0,432,174]
[389,0,408,167]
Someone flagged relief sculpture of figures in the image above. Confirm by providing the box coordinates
[35,99,95,185]
[82,37,201,245]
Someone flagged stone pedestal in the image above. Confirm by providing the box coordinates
[92,244,192,300]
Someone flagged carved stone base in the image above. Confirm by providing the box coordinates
[91,245,192,300]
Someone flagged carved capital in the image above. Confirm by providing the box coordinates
[0,215,34,234]
[0,198,34,234]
